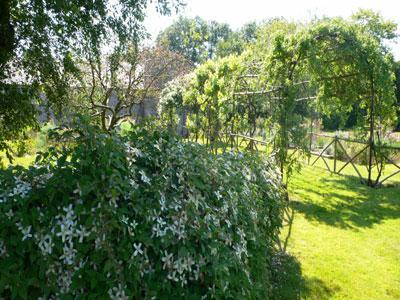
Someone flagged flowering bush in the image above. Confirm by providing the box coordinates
[0,124,286,299]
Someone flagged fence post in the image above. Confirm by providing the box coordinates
[334,136,337,173]
[308,118,313,165]
[367,78,375,186]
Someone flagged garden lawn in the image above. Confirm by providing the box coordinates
[0,153,35,169]
[282,164,400,299]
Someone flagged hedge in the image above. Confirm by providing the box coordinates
[0,124,286,299]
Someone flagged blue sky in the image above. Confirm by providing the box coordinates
[144,0,400,59]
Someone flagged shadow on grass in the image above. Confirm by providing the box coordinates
[271,252,339,300]
[291,172,400,229]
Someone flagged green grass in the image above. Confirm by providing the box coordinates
[277,164,400,299]
[309,152,400,186]
[0,152,36,169]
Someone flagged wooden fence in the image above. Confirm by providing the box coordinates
[308,132,400,186]
[220,132,400,187]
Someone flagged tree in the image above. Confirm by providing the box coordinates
[394,61,400,131]
[240,22,259,43]
[157,16,210,64]
[72,46,191,132]
[159,74,193,136]
[157,16,233,64]
[215,32,246,58]
[0,0,184,157]
[207,21,232,58]
[215,22,259,58]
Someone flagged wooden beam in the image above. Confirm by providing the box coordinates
[336,140,366,181]
[234,87,280,96]
[378,169,400,186]
[311,139,335,166]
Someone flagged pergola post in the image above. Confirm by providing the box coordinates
[367,77,375,187]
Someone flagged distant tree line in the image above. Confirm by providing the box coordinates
[156,16,259,64]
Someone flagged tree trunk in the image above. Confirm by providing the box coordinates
[177,108,188,137]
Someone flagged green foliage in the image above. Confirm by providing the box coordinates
[159,74,193,134]
[352,9,398,41]
[215,32,246,58]
[0,0,183,157]
[215,22,259,58]
[169,12,397,182]
[157,16,213,64]
[0,122,286,299]
[252,14,396,178]
[394,61,400,131]
[0,84,38,161]
[182,56,246,145]
[157,17,258,64]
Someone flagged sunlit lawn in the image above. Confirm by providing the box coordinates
[280,164,400,299]
[0,152,36,169]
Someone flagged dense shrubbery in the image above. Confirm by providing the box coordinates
[0,123,286,299]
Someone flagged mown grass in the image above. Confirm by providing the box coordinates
[275,164,400,299]
[0,152,36,169]
[308,154,400,186]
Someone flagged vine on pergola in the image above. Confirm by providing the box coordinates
[160,16,397,184]
[259,17,396,183]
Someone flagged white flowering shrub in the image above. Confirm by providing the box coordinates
[0,123,286,299]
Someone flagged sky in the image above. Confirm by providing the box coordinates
[143,0,400,59]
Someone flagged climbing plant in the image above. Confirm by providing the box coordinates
[164,12,397,185]
[183,56,245,147]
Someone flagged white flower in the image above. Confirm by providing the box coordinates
[57,269,73,293]
[176,171,184,184]
[161,251,173,270]
[139,170,151,184]
[214,190,223,200]
[154,141,162,151]
[133,243,143,256]
[75,225,90,243]
[56,223,72,243]
[38,234,54,255]
[5,209,13,219]
[192,265,200,280]
[121,215,129,225]
[167,270,179,282]
[0,240,6,256]
[8,176,31,199]
[130,220,138,229]
[19,225,32,241]
[129,179,138,189]
[108,283,128,300]
[237,228,246,241]
[131,147,143,157]
[152,223,166,238]
[179,274,188,287]
[127,219,138,237]
[159,193,167,211]
[63,204,74,219]
[60,241,77,265]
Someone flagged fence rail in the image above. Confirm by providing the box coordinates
[308,132,400,186]
[220,131,400,187]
